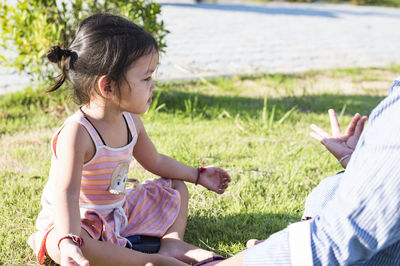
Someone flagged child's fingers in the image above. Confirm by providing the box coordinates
[61,255,88,266]
[74,255,89,266]
[68,248,89,266]
[217,168,231,182]
[328,109,341,136]
[219,183,229,194]
[216,183,226,194]
[222,171,231,182]
[217,171,230,194]
[222,177,230,187]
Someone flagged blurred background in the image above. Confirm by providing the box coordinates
[1,0,400,94]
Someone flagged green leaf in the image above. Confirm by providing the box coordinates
[0,0,168,81]
[0,54,8,63]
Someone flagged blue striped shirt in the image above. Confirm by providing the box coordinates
[244,77,400,265]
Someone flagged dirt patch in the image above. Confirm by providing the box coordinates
[231,69,397,98]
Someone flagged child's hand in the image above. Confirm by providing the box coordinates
[198,166,231,194]
[60,240,89,266]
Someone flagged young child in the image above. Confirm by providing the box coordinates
[28,13,231,266]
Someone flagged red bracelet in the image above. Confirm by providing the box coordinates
[195,167,206,185]
[57,234,84,250]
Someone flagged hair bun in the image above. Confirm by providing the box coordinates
[47,46,74,63]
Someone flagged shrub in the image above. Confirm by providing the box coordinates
[0,0,168,81]
[349,0,400,6]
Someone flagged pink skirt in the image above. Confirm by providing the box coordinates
[28,178,181,263]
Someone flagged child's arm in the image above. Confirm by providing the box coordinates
[53,122,92,265]
[131,115,230,193]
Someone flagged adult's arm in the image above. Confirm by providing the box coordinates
[309,80,400,264]
[222,78,400,265]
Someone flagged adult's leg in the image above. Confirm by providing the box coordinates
[158,179,217,264]
[243,229,292,266]
[45,228,186,266]
[364,240,400,265]
[228,225,400,266]
[302,172,343,220]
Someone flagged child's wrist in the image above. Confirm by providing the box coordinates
[195,167,206,185]
[58,234,85,250]
[58,238,75,250]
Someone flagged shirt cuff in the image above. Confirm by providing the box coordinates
[289,220,313,266]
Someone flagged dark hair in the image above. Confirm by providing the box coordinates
[46,13,158,104]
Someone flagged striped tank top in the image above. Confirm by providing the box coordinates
[29,110,181,255]
[49,110,136,207]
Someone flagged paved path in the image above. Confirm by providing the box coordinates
[2,0,400,94]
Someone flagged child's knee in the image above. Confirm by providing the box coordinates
[172,180,188,199]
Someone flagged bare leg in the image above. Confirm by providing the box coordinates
[158,180,218,264]
[46,229,187,266]
[216,253,244,266]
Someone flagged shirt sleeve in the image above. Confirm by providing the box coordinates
[245,78,400,266]
[243,228,292,265]
[388,77,400,95]
[309,81,400,265]
[244,79,400,265]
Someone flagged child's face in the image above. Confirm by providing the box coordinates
[118,52,158,114]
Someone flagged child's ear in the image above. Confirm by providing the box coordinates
[97,75,114,98]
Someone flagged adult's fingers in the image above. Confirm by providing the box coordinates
[354,115,368,136]
[310,131,324,142]
[310,124,330,139]
[344,113,360,136]
[328,109,341,137]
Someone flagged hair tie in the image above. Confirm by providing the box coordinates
[47,46,77,64]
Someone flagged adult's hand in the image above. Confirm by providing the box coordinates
[310,109,367,168]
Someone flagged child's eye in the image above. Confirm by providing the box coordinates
[144,76,152,82]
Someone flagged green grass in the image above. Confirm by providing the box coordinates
[1,65,398,264]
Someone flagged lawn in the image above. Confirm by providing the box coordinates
[1,65,399,265]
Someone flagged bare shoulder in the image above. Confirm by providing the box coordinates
[129,113,145,133]
[58,121,91,145]
[56,121,93,161]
